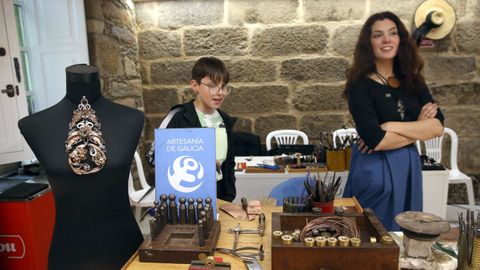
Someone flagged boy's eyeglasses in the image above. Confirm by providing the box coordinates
[199,81,231,95]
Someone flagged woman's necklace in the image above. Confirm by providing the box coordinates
[374,71,405,120]
[375,71,400,88]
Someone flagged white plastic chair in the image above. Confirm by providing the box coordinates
[332,128,358,149]
[128,151,154,221]
[417,127,475,208]
[265,130,309,151]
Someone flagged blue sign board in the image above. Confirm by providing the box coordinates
[155,128,217,219]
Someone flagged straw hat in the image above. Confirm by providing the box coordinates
[414,0,456,39]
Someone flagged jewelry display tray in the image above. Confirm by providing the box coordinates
[271,212,399,270]
[138,221,221,263]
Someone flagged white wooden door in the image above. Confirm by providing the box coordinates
[0,0,88,165]
[23,0,89,111]
[0,0,32,164]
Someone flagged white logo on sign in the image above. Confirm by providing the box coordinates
[168,155,204,192]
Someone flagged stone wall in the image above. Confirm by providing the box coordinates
[85,0,480,176]
[85,0,143,110]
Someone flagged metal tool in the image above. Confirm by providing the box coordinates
[241,197,250,219]
[198,219,206,247]
[169,194,178,224]
[159,194,168,213]
[179,197,187,225]
[216,246,264,270]
[205,197,215,225]
[200,210,208,239]
[188,198,196,224]
[257,213,265,236]
[197,197,204,212]
[159,205,168,228]
[228,214,266,250]
[205,205,212,231]
[149,216,158,239]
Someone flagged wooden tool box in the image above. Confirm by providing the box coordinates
[271,211,399,270]
[138,222,221,264]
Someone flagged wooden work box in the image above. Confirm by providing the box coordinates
[271,212,399,270]
[138,222,221,264]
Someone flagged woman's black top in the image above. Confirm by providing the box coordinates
[347,77,444,149]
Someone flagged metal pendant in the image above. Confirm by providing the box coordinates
[387,76,400,88]
[397,100,405,120]
[65,96,106,175]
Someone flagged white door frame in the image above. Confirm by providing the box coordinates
[0,0,33,164]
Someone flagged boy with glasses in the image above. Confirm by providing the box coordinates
[148,57,236,202]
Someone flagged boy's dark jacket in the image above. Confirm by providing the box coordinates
[167,100,236,202]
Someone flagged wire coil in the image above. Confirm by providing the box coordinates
[300,216,360,242]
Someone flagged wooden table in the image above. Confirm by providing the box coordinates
[234,156,450,219]
[122,199,359,270]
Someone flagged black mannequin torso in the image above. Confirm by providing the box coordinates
[18,65,144,270]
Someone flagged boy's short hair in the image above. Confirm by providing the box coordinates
[191,57,230,85]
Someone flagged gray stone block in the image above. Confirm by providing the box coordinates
[455,21,480,53]
[232,117,253,133]
[424,56,476,82]
[293,84,347,111]
[300,113,349,140]
[441,108,480,173]
[155,0,223,29]
[145,116,164,140]
[84,0,103,20]
[254,115,298,144]
[304,0,364,22]
[151,60,196,85]
[184,28,248,56]
[143,87,180,113]
[103,1,134,28]
[222,85,289,114]
[457,138,480,174]
[370,0,415,20]
[228,0,298,25]
[475,0,480,17]
[227,59,277,82]
[108,25,136,45]
[114,97,142,110]
[252,25,328,56]
[138,30,181,59]
[430,83,480,106]
[87,19,104,34]
[332,24,362,57]
[433,34,452,52]
[124,57,138,77]
[107,79,141,98]
[91,35,124,77]
[134,2,159,29]
[139,62,150,84]
[280,57,349,82]
[442,107,480,140]
[403,235,435,258]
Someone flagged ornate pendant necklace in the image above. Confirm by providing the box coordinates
[375,71,405,120]
[375,71,400,88]
[65,96,107,175]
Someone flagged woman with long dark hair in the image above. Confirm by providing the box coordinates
[342,12,444,230]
